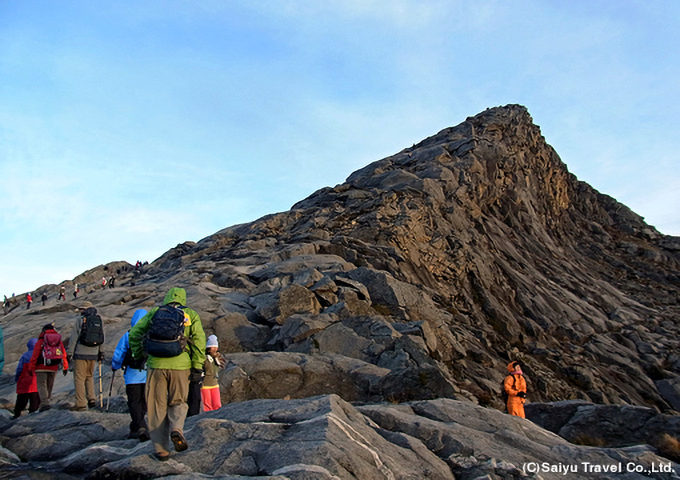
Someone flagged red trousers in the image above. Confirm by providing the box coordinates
[201,386,222,411]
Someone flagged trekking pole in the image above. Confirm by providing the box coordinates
[106,370,116,411]
[99,360,103,408]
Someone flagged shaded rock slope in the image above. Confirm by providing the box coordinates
[1,104,679,478]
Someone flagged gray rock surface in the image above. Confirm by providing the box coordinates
[0,395,677,479]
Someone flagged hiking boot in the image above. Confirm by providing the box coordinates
[88,400,96,409]
[170,430,188,452]
[71,406,87,412]
[39,405,51,412]
[138,428,150,442]
[153,452,169,462]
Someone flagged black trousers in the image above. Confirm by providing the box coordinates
[186,380,203,417]
[14,392,41,417]
[126,383,148,433]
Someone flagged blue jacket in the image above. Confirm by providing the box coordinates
[111,309,147,385]
[15,338,37,383]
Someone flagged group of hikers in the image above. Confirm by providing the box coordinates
[13,287,224,461]
[9,285,529,461]
[4,286,82,313]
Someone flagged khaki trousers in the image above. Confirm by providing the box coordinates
[74,359,96,408]
[146,368,190,455]
[36,371,56,406]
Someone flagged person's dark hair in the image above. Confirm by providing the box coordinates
[42,323,55,332]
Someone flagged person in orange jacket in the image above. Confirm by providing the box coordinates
[27,323,69,411]
[504,361,527,418]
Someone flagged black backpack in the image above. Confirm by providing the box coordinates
[121,332,146,370]
[143,304,188,358]
[501,375,516,412]
[79,310,105,347]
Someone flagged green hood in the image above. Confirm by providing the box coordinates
[163,287,187,306]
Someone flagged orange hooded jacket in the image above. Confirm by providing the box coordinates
[504,361,527,418]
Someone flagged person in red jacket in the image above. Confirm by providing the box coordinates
[14,338,40,417]
[28,324,69,411]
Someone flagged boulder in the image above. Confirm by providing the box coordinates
[657,376,680,412]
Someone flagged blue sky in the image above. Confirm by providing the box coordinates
[1,1,679,297]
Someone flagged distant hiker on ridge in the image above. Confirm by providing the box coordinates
[41,292,48,306]
[129,287,206,462]
[27,323,68,411]
[111,309,150,442]
[67,302,105,411]
[26,293,32,309]
[504,361,527,418]
[59,286,66,301]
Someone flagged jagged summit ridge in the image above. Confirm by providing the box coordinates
[143,103,679,409]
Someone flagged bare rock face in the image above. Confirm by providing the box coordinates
[1,104,679,477]
[1,395,677,480]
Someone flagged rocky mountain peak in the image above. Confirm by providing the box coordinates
[1,104,679,478]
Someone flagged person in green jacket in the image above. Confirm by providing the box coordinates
[129,287,206,462]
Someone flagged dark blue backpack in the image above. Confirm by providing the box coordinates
[143,305,188,357]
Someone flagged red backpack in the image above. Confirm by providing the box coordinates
[42,331,64,366]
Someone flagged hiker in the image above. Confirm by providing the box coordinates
[201,335,224,412]
[27,323,69,411]
[101,277,107,289]
[14,338,40,417]
[0,324,4,373]
[109,276,115,288]
[41,292,48,306]
[67,303,105,411]
[504,361,527,418]
[129,287,206,462]
[59,286,66,301]
[111,309,150,441]
[26,293,32,309]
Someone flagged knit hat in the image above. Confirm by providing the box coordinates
[207,335,219,348]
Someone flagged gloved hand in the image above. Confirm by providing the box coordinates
[517,391,526,398]
[63,369,68,376]
[111,367,117,372]
[67,355,72,364]
[98,352,105,362]
[189,368,204,383]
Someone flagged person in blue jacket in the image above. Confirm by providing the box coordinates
[112,309,150,441]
